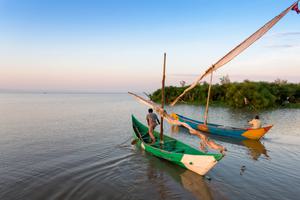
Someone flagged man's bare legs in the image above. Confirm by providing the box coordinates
[148,125,156,144]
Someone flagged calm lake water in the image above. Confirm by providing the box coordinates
[0,93,300,200]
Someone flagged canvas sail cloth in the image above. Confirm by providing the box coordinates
[128,92,226,154]
[171,1,299,106]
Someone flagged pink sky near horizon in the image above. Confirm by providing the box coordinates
[1,42,299,93]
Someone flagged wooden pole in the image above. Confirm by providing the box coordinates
[160,53,166,144]
[204,70,213,125]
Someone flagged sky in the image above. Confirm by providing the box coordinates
[0,0,299,92]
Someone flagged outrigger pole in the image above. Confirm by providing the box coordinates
[160,53,166,144]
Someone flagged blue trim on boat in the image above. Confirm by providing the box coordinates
[177,114,247,139]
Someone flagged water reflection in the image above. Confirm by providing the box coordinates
[180,171,213,200]
[211,136,269,160]
[241,139,269,160]
[172,126,269,161]
[146,155,214,200]
[171,125,179,134]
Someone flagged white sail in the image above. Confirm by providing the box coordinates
[171,1,299,106]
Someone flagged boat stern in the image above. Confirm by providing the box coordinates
[242,125,273,140]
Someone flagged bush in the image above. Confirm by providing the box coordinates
[150,81,300,109]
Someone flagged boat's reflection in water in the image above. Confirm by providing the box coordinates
[171,125,269,161]
[215,136,270,160]
[240,139,269,160]
[145,154,214,200]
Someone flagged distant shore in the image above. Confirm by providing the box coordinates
[150,80,300,109]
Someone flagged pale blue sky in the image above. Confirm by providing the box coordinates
[0,0,299,92]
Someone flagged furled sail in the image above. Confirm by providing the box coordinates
[171,1,299,106]
[128,92,226,154]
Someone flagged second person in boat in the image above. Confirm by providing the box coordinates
[146,108,160,144]
[248,115,262,129]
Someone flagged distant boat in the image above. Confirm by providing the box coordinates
[173,114,273,140]
[131,115,223,176]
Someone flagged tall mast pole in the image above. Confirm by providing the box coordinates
[160,53,166,144]
[204,70,213,125]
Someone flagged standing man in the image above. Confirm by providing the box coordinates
[146,108,160,144]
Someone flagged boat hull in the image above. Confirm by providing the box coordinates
[131,115,223,176]
[174,114,273,140]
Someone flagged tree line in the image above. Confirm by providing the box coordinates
[150,79,300,109]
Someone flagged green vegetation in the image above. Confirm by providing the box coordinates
[150,79,300,109]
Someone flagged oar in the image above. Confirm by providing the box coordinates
[131,124,145,145]
[131,139,138,145]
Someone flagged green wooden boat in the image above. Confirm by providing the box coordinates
[132,115,223,176]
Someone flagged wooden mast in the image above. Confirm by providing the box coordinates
[204,69,213,125]
[160,53,166,144]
